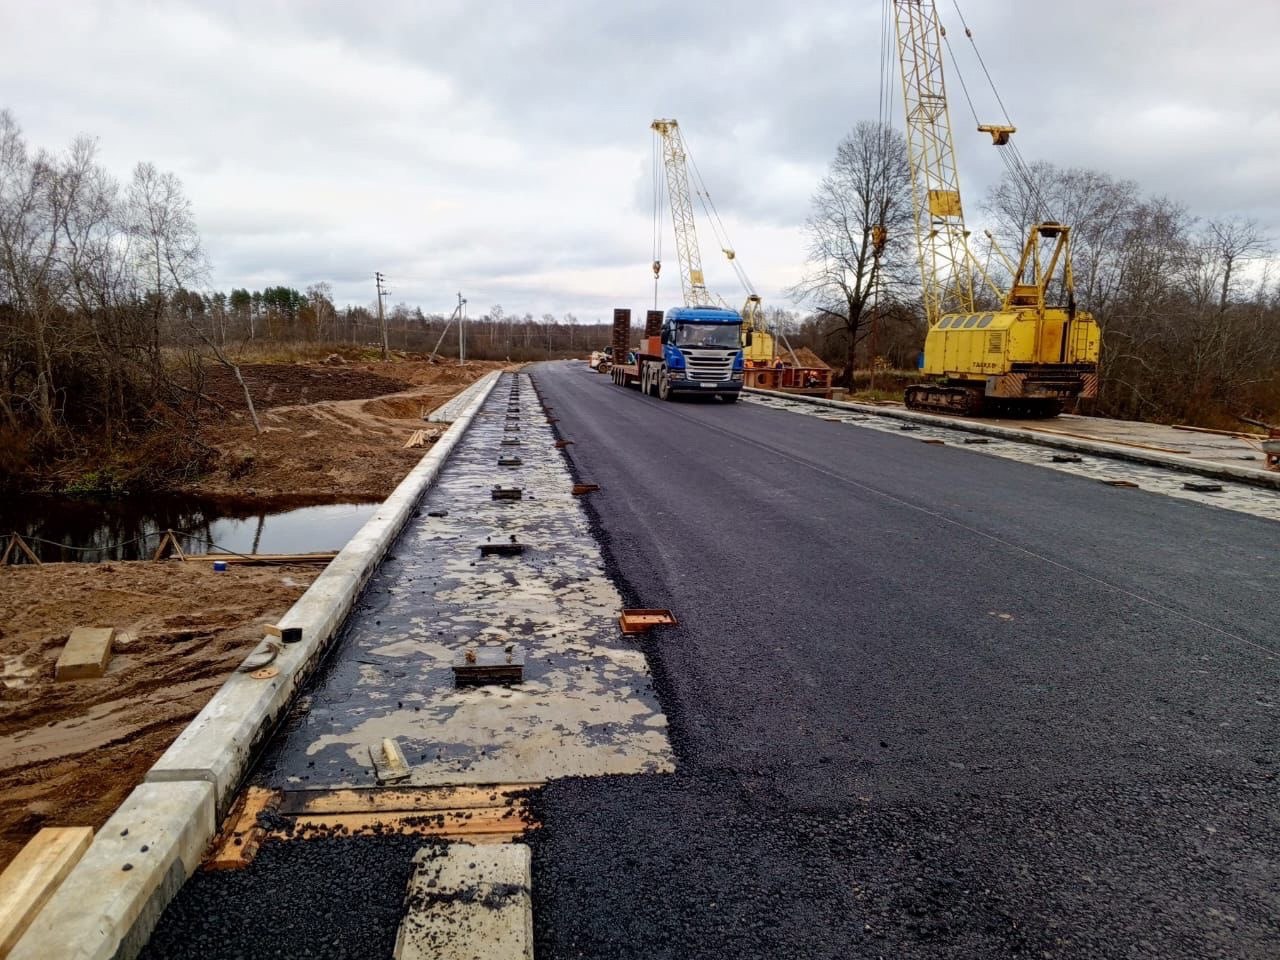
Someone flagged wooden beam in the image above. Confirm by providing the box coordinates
[203,787,280,872]
[0,826,93,953]
[279,784,535,816]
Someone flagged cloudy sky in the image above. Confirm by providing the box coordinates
[2,0,1275,320]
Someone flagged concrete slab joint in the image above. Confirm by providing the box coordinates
[394,844,533,960]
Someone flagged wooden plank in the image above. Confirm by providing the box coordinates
[185,552,337,565]
[277,809,532,841]
[203,787,280,871]
[280,784,535,816]
[1023,427,1190,455]
[54,627,114,681]
[0,826,93,953]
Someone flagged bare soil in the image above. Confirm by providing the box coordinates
[0,561,319,869]
[0,355,507,868]
[191,358,507,498]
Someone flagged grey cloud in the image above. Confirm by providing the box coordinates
[4,0,1273,316]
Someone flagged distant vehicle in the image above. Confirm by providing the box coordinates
[607,306,744,403]
[589,346,613,371]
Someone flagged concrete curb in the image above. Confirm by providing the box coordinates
[8,781,215,960]
[745,388,1280,492]
[11,373,501,960]
[428,370,501,422]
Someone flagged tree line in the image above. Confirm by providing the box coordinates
[789,121,1280,424]
[4,105,1277,492]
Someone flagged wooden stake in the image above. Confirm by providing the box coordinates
[152,530,186,561]
[1,533,41,566]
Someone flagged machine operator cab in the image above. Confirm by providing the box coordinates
[657,306,745,401]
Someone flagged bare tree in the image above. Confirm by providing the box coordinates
[789,122,914,387]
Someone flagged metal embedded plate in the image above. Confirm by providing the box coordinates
[618,609,678,634]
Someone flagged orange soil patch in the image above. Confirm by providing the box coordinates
[191,359,508,499]
[0,561,319,870]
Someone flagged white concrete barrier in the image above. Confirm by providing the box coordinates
[8,781,215,960]
[146,369,501,817]
[427,370,501,422]
[8,373,501,960]
[745,387,1280,491]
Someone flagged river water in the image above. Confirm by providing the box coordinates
[0,495,381,563]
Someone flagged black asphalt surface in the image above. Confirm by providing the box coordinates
[526,360,1280,960]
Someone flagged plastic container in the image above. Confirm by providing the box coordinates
[212,559,228,572]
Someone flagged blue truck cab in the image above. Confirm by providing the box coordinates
[657,306,745,402]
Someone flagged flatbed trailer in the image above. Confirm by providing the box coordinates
[606,306,744,403]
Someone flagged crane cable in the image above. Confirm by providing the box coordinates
[683,142,756,301]
[652,128,665,309]
[943,1,1054,225]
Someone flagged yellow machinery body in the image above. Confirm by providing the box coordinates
[892,0,1101,417]
[922,308,1099,395]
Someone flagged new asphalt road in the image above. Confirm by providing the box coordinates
[526,360,1280,960]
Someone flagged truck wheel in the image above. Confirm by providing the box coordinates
[658,368,673,401]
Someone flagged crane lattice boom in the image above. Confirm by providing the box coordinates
[893,0,979,326]
[651,119,719,307]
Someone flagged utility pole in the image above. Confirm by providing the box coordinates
[457,292,467,365]
[375,272,389,361]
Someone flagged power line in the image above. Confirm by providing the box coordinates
[375,271,389,361]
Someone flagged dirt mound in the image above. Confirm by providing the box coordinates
[199,363,410,412]
[190,360,510,499]
[0,561,319,869]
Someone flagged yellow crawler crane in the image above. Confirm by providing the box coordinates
[892,0,1100,417]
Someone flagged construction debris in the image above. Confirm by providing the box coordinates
[54,627,114,681]
[619,609,678,635]
[371,738,412,785]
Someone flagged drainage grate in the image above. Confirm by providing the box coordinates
[498,456,523,467]
[479,539,527,556]
[491,486,523,501]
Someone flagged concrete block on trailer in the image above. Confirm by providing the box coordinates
[8,781,215,960]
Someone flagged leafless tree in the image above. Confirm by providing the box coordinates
[789,122,914,387]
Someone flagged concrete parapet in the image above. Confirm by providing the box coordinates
[8,781,215,960]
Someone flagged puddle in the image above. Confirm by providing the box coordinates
[0,494,381,562]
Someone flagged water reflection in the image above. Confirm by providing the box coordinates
[0,495,381,563]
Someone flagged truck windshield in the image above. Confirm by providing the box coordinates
[674,323,740,348]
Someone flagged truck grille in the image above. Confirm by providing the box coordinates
[679,350,735,381]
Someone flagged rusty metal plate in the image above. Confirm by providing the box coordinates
[250,667,280,680]
[619,609,678,634]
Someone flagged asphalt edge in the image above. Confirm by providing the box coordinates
[9,370,503,960]
[744,387,1280,491]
